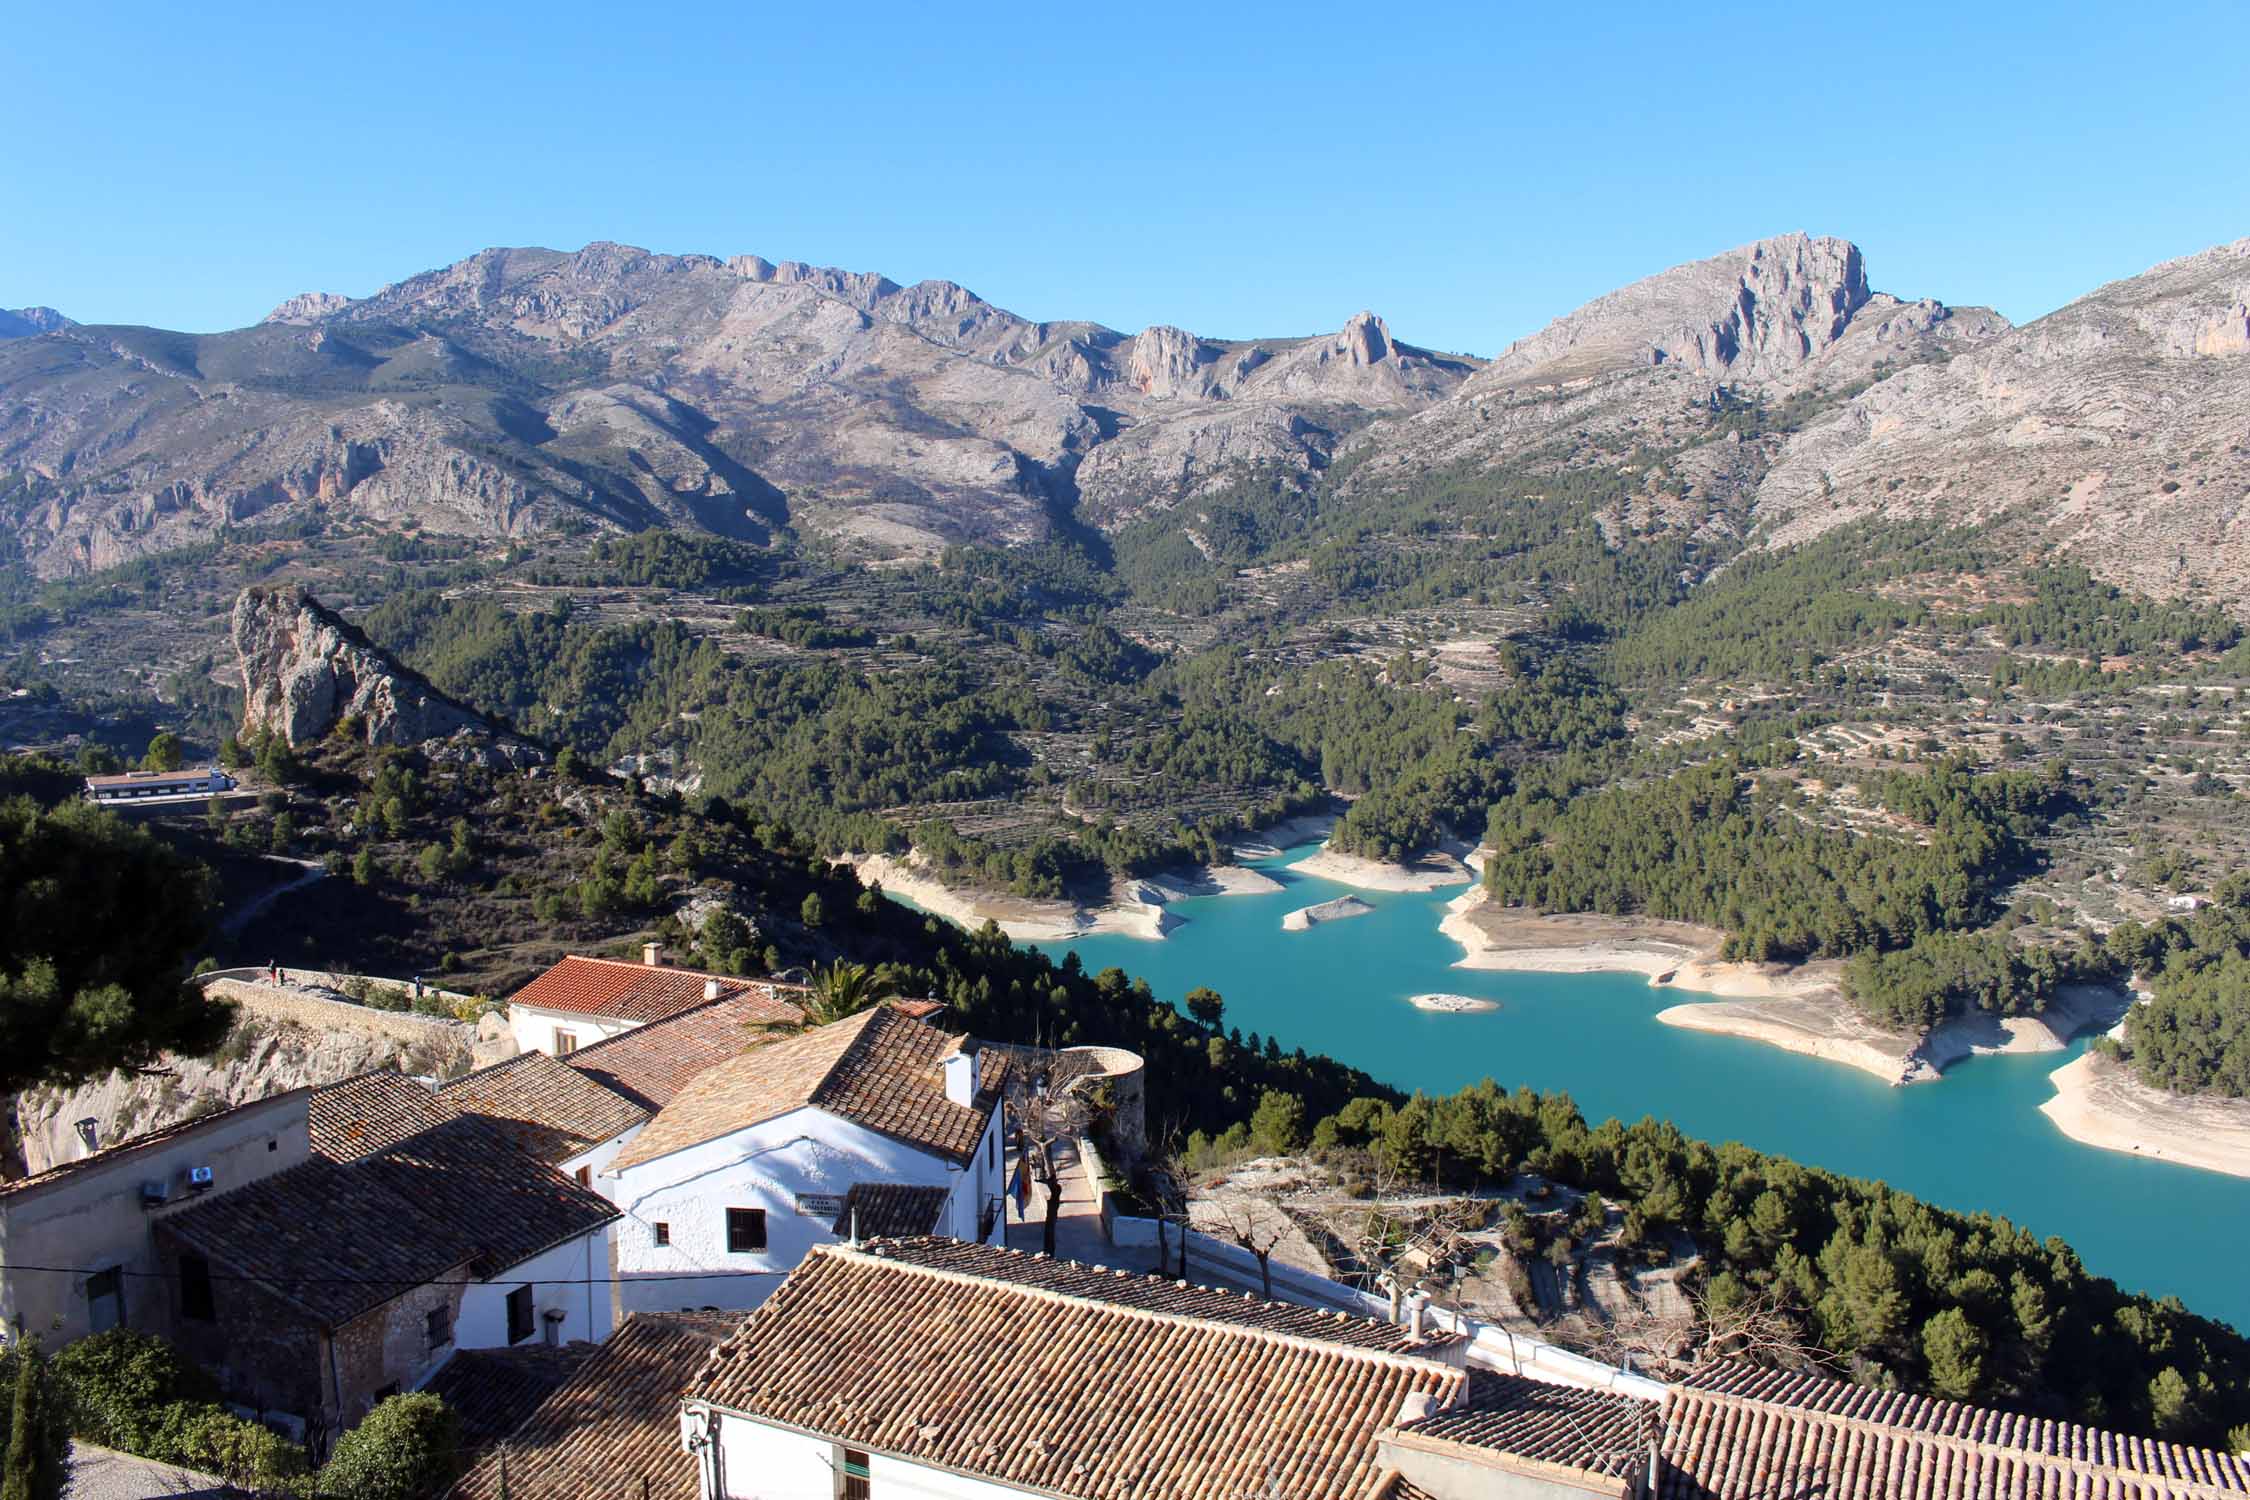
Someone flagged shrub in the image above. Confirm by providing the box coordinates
[151,1403,305,1489]
[50,1330,214,1453]
[318,1392,459,1500]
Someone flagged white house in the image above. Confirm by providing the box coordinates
[504,950,802,1059]
[676,1238,1676,1500]
[603,1007,1006,1314]
[83,766,236,803]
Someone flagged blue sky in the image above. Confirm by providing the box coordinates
[4,1,2243,354]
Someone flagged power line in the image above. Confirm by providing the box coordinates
[0,1263,787,1287]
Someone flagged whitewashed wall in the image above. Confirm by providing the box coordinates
[454,1227,614,1349]
[508,1002,644,1057]
[607,1104,1002,1315]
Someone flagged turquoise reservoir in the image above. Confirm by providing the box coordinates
[1025,844,2250,1333]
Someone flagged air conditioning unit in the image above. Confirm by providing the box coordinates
[140,1180,170,1207]
[186,1166,215,1192]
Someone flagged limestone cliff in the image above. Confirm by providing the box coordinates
[232,586,546,767]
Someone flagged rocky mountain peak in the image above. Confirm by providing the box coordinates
[1125,325,1215,399]
[0,305,75,339]
[1339,310,1392,365]
[233,587,545,768]
[1471,231,1883,391]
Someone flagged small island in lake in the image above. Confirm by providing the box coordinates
[1281,895,1375,931]
[1408,993,1500,1013]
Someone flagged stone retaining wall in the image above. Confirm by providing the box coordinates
[200,975,479,1056]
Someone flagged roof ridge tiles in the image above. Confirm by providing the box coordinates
[824,1243,1463,1378]
[1682,1382,2250,1498]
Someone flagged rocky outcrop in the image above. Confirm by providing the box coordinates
[232,586,545,766]
[1281,894,1375,931]
[1752,238,2250,608]
[260,291,354,325]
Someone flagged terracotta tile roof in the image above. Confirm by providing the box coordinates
[420,1344,598,1458]
[507,955,804,1025]
[0,1089,309,1199]
[449,1313,735,1500]
[1395,1369,1655,1481]
[691,1243,1464,1500]
[157,1156,475,1326]
[613,1008,996,1170]
[864,1237,1452,1354]
[1363,1475,1438,1500]
[310,1071,454,1162]
[353,1113,621,1274]
[563,994,797,1110]
[831,1185,950,1239]
[159,1100,619,1327]
[1660,1361,2250,1499]
[437,1051,648,1165]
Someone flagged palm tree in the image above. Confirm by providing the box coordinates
[803,961,899,1025]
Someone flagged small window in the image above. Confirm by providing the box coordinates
[652,1222,671,1247]
[179,1253,215,1322]
[424,1306,452,1353]
[987,1127,996,1170]
[725,1207,766,1253]
[86,1267,124,1333]
[553,1030,579,1056]
[839,1447,871,1500]
[506,1285,535,1344]
[574,1165,592,1188]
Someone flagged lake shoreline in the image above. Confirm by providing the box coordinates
[850,850,1285,943]
[2040,1039,2250,1180]
[1439,887,2127,1087]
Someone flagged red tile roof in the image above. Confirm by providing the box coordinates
[831,1185,950,1239]
[691,1243,1464,1500]
[507,955,804,1025]
[160,1085,619,1328]
[310,1071,453,1162]
[420,1343,598,1459]
[436,1050,648,1165]
[1660,1362,2250,1499]
[449,1313,735,1500]
[864,1238,1451,1354]
[612,1008,996,1170]
[563,993,798,1110]
[1395,1369,1655,1483]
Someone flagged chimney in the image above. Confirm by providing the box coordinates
[73,1118,100,1156]
[1407,1294,1428,1343]
[703,978,723,1000]
[941,1049,978,1107]
[642,942,664,967]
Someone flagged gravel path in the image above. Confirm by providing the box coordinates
[64,1443,229,1500]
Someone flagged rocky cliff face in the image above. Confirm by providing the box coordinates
[1751,238,2250,607]
[9,1010,469,1175]
[0,242,1473,573]
[233,586,546,766]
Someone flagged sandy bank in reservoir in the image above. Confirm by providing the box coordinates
[2040,1040,2250,1180]
[851,853,1280,943]
[1439,888,2124,1086]
[1282,895,1374,931]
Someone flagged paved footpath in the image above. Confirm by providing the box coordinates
[65,1443,229,1500]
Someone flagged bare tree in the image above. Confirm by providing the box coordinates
[1006,1060,1092,1257]
[1204,1192,1294,1298]
[1686,1281,1837,1374]
[1335,1164,1483,1325]
[1140,1132,1193,1278]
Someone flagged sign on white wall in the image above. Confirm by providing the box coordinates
[794,1193,843,1218]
